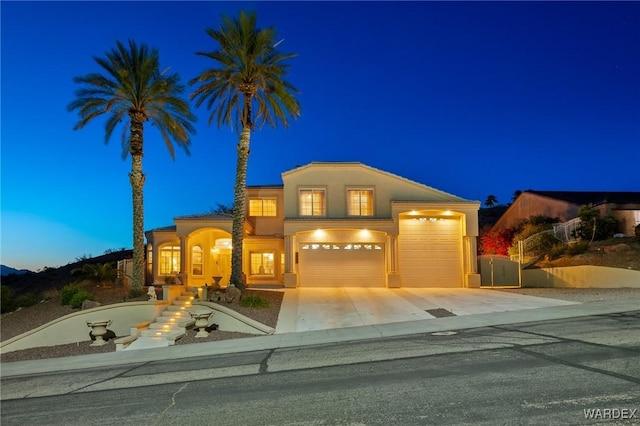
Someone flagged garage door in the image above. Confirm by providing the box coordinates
[298,242,385,287]
[398,218,462,287]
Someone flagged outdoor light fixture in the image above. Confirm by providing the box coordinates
[215,238,232,250]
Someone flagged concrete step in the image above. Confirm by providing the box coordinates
[140,328,185,343]
[155,316,194,327]
[122,336,169,351]
[166,305,191,312]
[147,322,185,332]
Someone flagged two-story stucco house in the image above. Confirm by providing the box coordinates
[145,162,481,288]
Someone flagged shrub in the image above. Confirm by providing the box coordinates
[239,294,269,309]
[69,289,94,309]
[61,284,81,305]
[636,223,640,240]
[1,285,16,313]
[567,240,590,256]
[129,288,143,298]
[547,243,566,260]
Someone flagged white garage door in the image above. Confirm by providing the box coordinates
[398,218,462,287]
[298,243,385,287]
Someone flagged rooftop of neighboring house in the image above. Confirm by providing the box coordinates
[526,190,640,206]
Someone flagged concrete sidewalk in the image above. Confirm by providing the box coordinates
[2,295,638,378]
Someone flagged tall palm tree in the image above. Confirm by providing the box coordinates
[190,11,301,290]
[484,194,498,208]
[68,40,197,293]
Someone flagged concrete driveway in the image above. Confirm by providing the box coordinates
[275,288,578,333]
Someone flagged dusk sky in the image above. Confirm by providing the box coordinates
[2,1,639,271]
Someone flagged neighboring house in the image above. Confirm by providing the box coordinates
[491,190,640,236]
[145,162,481,288]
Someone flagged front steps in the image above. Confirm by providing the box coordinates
[119,292,199,351]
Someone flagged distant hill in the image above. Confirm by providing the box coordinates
[1,250,133,295]
[1,265,34,277]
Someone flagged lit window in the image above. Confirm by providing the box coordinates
[299,189,326,216]
[249,198,277,216]
[348,189,374,216]
[250,252,274,276]
[147,247,153,277]
[191,246,203,276]
[159,246,180,275]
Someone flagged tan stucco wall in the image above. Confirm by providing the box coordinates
[0,302,167,354]
[493,193,579,231]
[612,210,640,236]
[523,266,640,288]
[246,186,285,236]
[282,163,468,218]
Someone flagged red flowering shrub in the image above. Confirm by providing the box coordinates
[480,229,516,255]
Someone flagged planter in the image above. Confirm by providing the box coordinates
[189,310,214,338]
[86,319,112,346]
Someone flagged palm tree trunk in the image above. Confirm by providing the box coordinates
[129,114,146,293]
[231,125,251,290]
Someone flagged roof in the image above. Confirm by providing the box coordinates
[147,225,176,233]
[527,191,640,206]
[173,213,233,221]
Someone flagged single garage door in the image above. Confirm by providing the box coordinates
[398,218,462,287]
[298,242,385,287]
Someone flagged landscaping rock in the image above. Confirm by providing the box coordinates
[81,300,101,310]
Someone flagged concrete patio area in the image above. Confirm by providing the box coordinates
[275,288,578,333]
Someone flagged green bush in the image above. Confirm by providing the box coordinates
[567,240,590,256]
[61,284,81,305]
[1,285,16,313]
[547,243,566,260]
[239,294,269,309]
[129,288,143,298]
[1,286,42,313]
[69,289,94,309]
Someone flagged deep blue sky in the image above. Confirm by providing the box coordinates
[2,1,639,270]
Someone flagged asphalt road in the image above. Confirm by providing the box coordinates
[2,311,639,425]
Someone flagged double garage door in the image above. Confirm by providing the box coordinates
[398,218,463,287]
[298,242,385,287]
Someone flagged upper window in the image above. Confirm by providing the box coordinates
[159,246,180,275]
[347,189,374,216]
[191,246,203,276]
[249,198,277,217]
[299,189,326,216]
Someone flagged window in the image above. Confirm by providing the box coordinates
[299,189,326,216]
[159,246,180,275]
[191,246,203,276]
[348,189,374,216]
[249,198,277,216]
[147,247,153,277]
[250,252,275,276]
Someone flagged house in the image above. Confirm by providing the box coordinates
[491,190,640,236]
[145,162,481,288]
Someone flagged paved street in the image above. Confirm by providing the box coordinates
[2,311,638,425]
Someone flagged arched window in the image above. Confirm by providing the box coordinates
[159,246,180,275]
[192,246,203,276]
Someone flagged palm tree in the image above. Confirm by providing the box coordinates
[484,194,498,208]
[190,11,301,290]
[69,40,197,293]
